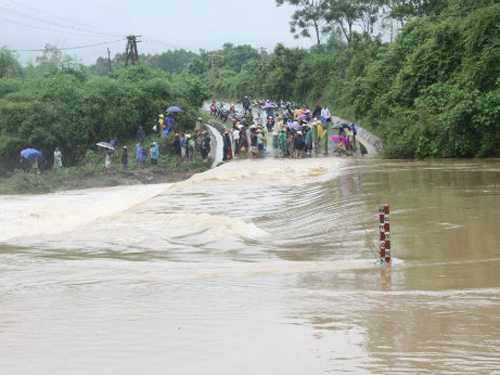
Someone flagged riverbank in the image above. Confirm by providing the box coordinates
[0,158,210,195]
[0,124,218,195]
[0,160,210,195]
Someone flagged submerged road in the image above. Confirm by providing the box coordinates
[203,101,383,157]
[1,156,500,374]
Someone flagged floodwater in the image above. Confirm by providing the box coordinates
[1,157,500,375]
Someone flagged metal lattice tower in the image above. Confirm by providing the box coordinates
[125,35,141,66]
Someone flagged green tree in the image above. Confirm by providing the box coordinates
[324,0,363,45]
[0,48,22,79]
[276,0,328,47]
[264,44,307,98]
[143,49,198,74]
[389,0,448,20]
[359,0,388,35]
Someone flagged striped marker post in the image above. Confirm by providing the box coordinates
[378,204,392,264]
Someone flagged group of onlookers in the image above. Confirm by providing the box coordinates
[115,124,212,170]
[214,98,359,160]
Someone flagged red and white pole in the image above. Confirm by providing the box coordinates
[379,204,391,264]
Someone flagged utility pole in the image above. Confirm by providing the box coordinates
[107,48,112,74]
[125,35,141,66]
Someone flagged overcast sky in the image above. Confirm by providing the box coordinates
[1,0,314,64]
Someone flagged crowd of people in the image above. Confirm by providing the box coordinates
[111,117,213,171]
[20,98,360,174]
[212,98,360,160]
[21,110,213,173]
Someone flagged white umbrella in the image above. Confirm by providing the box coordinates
[96,142,115,151]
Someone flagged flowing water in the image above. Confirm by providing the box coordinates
[1,157,500,374]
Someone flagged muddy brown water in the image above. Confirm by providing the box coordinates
[1,157,499,374]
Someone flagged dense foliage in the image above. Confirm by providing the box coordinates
[185,0,500,158]
[1,0,498,167]
[0,48,208,173]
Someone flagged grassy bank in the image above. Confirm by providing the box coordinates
[0,147,210,195]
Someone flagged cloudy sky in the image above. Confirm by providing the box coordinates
[1,0,314,63]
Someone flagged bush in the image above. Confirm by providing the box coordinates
[0,62,209,173]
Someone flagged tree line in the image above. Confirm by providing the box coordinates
[0,46,208,173]
[276,0,450,47]
[1,0,498,165]
[129,0,499,158]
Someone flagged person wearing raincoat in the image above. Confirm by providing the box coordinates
[135,143,144,167]
[312,121,322,153]
[163,114,175,138]
[157,114,164,135]
[314,120,328,155]
[304,126,313,156]
[150,142,159,165]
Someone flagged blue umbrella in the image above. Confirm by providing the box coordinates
[166,106,183,113]
[20,148,42,160]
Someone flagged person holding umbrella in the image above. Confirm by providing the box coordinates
[162,115,172,139]
[20,148,43,174]
[96,142,116,170]
[164,106,183,138]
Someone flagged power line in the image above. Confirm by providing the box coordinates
[144,37,187,50]
[0,0,122,38]
[142,36,199,52]
[0,14,119,39]
[0,4,120,38]
[15,38,126,53]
